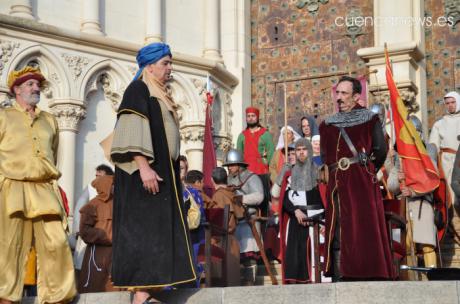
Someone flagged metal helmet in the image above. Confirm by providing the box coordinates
[408,115,423,137]
[369,102,386,128]
[223,149,247,167]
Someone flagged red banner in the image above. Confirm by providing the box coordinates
[385,47,439,193]
[202,91,217,197]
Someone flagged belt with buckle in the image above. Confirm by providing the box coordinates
[329,156,360,172]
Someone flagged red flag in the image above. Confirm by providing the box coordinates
[202,77,217,197]
[384,46,439,193]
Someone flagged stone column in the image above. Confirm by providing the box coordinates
[145,0,163,43]
[81,0,103,35]
[202,0,223,62]
[49,100,86,219]
[180,125,205,171]
[9,0,34,19]
[357,0,427,134]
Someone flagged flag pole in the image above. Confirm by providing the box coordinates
[386,42,418,280]
[284,83,288,161]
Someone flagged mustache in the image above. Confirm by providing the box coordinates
[336,99,343,105]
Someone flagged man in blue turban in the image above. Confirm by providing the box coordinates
[111,42,196,303]
[133,42,172,80]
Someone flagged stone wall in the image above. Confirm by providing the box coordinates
[250,0,374,137]
[424,0,460,128]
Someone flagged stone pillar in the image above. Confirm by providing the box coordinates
[357,0,427,134]
[145,0,163,43]
[180,125,205,171]
[81,0,104,35]
[202,0,223,62]
[49,100,86,219]
[9,0,34,19]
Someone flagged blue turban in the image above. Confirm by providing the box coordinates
[133,42,172,80]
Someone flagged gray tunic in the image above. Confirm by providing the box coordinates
[228,169,264,253]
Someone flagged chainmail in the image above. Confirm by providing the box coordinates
[325,108,376,128]
[290,138,317,191]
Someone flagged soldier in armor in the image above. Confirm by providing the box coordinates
[223,149,264,285]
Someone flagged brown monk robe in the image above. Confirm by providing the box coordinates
[78,175,118,293]
[208,182,241,286]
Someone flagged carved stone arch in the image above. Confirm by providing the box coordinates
[80,59,131,111]
[168,73,205,125]
[7,44,70,99]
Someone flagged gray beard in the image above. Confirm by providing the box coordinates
[25,94,40,106]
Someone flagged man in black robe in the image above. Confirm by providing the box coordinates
[110,42,196,304]
[274,138,323,283]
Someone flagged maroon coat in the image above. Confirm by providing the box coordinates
[319,114,394,279]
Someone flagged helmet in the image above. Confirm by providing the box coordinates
[369,102,386,126]
[223,149,247,167]
[408,115,423,136]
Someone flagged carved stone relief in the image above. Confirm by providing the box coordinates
[180,126,205,143]
[0,40,20,76]
[371,87,418,114]
[99,73,123,111]
[50,104,87,131]
[213,136,233,160]
[62,53,90,80]
[41,81,53,99]
[0,92,12,108]
[85,71,123,111]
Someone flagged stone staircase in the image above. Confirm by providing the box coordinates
[254,261,282,285]
[22,281,460,303]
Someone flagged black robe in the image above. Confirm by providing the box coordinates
[279,172,323,283]
[111,80,196,287]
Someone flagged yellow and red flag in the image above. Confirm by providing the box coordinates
[384,46,439,193]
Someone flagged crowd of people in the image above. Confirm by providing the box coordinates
[0,41,459,304]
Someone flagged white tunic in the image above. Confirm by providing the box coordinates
[429,112,460,199]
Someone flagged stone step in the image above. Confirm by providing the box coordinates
[239,262,282,286]
[22,281,460,304]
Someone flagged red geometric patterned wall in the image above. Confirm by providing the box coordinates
[251,0,374,138]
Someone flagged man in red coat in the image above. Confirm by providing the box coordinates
[236,107,275,218]
[319,76,394,281]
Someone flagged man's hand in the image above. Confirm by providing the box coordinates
[400,185,413,198]
[294,209,308,226]
[139,166,163,194]
[134,155,163,194]
[398,170,405,182]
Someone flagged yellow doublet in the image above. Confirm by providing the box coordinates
[0,103,76,303]
[0,102,64,218]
